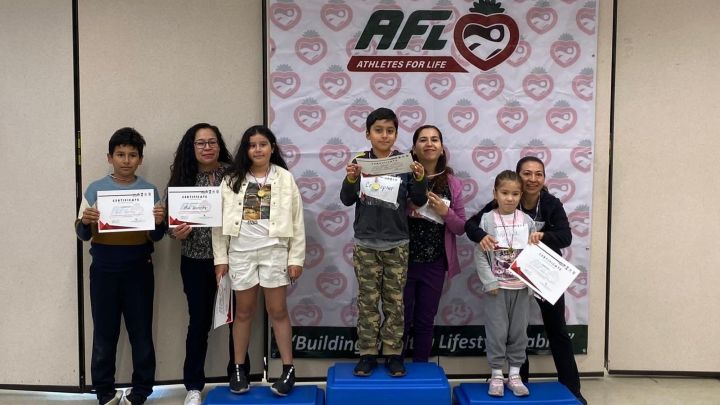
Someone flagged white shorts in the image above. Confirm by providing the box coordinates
[228,245,290,291]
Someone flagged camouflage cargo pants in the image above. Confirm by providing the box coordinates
[353,244,408,356]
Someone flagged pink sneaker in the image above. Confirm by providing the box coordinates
[506,374,529,396]
[488,376,504,397]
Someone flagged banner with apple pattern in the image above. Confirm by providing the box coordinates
[267,0,596,358]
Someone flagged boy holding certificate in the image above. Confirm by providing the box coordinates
[75,127,166,405]
[340,108,427,377]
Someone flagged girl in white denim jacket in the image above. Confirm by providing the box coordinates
[212,125,304,396]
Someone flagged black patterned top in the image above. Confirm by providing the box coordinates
[178,164,228,259]
[408,183,450,264]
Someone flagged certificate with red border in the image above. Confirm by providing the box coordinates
[96,189,155,233]
[167,186,221,228]
[509,242,581,305]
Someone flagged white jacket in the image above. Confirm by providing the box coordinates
[212,165,305,267]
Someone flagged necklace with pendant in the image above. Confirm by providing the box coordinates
[497,210,517,254]
[250,165,271,198]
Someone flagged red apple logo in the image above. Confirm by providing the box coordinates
[570,139,592,172]
[295,30,327,65]
[317,204,350,236]
[448,99,479,133]
[397,99,427,133]
[269,0,302,31]
[453,2,520,71]
[294,98,326,132]
[341,298,359,326]
[345,98,374,132]
[572,67,594,101]
[440,298,474,325]
[316,266,348,299]
[319,137,351,171]
[268,37,276,59]
[472,139,502,172]
[320,64,352,99]
[568,204,590,237]
[576,1,596,35]
[526,0,558,34]
[270,64,301,99]
[425,73,456,100]
[551,33,581,67]
[473,70,504,100]
[466,273,486,300]
[497,100,528,134]
[545,171,576,203]
[297,170,326,204]
[520,139,552,165]
[277,137,300,169]
[567,268,588,298]
[321,0,353,32]
[522,67,554,101]
[456,171,479,205]
[546,100,577,134]
[290,298,323,326]
[343,242,354,267]
[370,73,402,100]
[305,237,325,269]
[507,38,531,67]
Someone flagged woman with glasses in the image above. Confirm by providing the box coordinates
[167,123,236,405]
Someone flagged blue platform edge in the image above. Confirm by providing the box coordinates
[204,385,324,405]
[326,362,451,405]
[453,382,581,404]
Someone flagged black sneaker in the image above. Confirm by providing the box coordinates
[353,355,378,377]
[229,363,250,394]
[385,355,406,377]
[98,390,122,405]
[271,365,296,396]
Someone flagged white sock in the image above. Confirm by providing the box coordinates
[491,369,504,378]
[509,366,520,377]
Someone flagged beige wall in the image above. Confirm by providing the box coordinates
[609,0,720,372]
[2,0,718,389]
[0,0,77,386]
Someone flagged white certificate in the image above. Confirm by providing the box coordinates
[415,197,450,224]
[167,186,221,228]
[96,189,155,233]
[213,274,233,329]
[508,242,581,305]
[356,152,414,176]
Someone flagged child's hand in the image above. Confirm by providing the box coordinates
[486,288,499,296]
[410,161,425,180]
[215,264,228,284]
[172,223,192,240]
[479,235,498,252]
[346,163,361,182]
[529,232,544,245]
[153,205,166,225]
[81,207,100,225]
[288,265,303,282]
[427,192,449,217]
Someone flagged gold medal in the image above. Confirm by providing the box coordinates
[371,182,381,190]
[257,189,266,198]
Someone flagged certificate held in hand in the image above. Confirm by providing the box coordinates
[509,242,581,305]
[96,189,155,233]
[167,186,222,228]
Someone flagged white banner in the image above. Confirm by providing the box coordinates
[268,0,595,335]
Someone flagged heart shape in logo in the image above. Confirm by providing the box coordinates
[453,13,519,71]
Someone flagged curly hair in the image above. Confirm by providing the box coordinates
[167,123,232,187]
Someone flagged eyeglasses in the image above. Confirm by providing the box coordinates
[194,140,219,149]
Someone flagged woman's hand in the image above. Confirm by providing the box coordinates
[479,235,498,252]
[215,264,228,284]
[171,223,192,240]
[427,192,449,217]
[411,161,425,181]
[529,231,544,245]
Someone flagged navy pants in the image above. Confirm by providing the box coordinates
[521,294,582,396]
[90,261,155,401]
[402,258,446,362]
[180,256,236,390]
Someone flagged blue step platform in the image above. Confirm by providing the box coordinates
[326,362,451,405]
[453,382,581,404]
[204,385,324,405]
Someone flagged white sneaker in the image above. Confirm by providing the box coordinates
[184,390,202,405]
[101,390,123,405]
